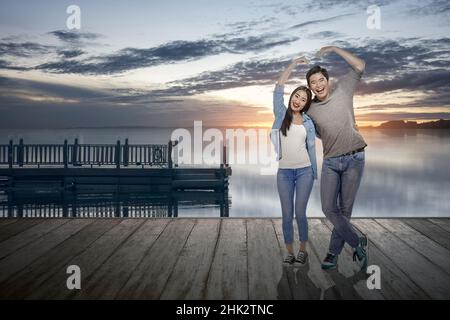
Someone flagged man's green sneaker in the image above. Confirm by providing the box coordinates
[321,252,338,270]
[353,235,368,270]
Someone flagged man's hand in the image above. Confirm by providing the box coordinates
[315,46,336,58]
[316,46,365,73]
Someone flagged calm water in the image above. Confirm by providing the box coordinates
[1,128,450,218]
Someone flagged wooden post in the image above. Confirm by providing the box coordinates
[8,140,13,169]
[63,140,68,169]
[124,139,129,167]
[115,140,121,169]
[72,138,78,166]
[221,142,227,168]
[18,138,24,167]
[168,140,173,169]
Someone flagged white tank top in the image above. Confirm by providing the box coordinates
[278,123,311,169]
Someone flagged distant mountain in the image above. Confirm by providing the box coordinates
[362,119,450,129]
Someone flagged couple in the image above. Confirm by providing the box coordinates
[272,46,368,270]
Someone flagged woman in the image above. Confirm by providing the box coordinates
[271,57,318,266]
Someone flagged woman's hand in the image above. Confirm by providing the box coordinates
[277,56,309,85]
[292,56,309,65]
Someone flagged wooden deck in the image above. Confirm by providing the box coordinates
[0,218,449,300]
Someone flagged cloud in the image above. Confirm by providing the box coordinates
[0,75,271,129]
[289,13,355,29]
[408,0,450,17]
[0,41,54,57]
[308,31,345,39]
[145,57,306,97]
[357,69,450,96]
[0,76,111,101]
[357,110,450,122]
[57,49,85,58]
[36,34,299,75]
[0,59,30,71]
[303,0,394,10]
[49,30,102,43]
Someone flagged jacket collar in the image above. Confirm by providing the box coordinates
[302,113,312,122]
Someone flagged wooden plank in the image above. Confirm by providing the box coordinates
[75,219,170,299]
[309,219,384,300]
[116,219,196,299]
[0,219,68,259]
[0,219,43,243]
[204,219,248,299]
[403,219,450,250]
[324,219,430,300]
[353,219,450,299]
[0,219,17,226]
[160,219,220,300]
[429,218,450,233]
[247,219,284,300]
[28,219,145,299]
[0,219,120,299]
[0,219,92,284]
[376,219,450,276]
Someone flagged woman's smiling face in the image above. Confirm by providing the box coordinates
[290,89,308,112]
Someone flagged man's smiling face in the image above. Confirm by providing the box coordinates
[308,72,330,101]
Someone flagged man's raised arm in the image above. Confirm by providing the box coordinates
[316,46,365,73]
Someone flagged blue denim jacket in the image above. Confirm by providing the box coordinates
[270,84,318,180]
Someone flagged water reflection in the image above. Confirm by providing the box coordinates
[0,190,230,218]
[1,128,450,218]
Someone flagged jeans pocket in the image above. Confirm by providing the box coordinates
[351,151,365,161]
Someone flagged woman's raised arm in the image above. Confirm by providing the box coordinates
[276,57,309,85]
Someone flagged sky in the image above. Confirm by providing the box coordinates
[0,0,449,128]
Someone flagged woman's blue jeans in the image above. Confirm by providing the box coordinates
[277,166,314,244]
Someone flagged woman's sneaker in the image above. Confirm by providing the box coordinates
[321,252,338,270]
[294,251,308,266]
[283,253,295,266]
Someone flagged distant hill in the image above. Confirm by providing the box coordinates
[362,119,450,129]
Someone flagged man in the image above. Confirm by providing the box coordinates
[306,46,368,270]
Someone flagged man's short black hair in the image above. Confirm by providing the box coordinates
[306,65,329,86]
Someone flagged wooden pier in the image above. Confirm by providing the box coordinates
[0,218,449,300]
[0,139,231,193]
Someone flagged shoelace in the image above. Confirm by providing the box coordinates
[296,252,307,262]
[353,248,366,262]
[324,253,335,263]
[284,254,295,262]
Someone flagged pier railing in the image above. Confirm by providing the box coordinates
[0,139,176,168]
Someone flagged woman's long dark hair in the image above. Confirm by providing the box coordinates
[280,86,312,136]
